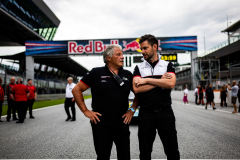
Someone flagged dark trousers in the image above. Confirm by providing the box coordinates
[220,96,226,107]
[26,99,35,116]
[0,101,3,119]
[195,95,198,104]
[64,98,76,119]
[15,101,27,123]
[91,123,130,160]
[7,99,17,120]
[138,108,180,160]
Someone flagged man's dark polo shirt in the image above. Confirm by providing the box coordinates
[81,65,133,126]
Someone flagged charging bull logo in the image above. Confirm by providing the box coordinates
[122,40,141,52]
[122,38,162,52]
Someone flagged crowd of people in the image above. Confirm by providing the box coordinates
[0,77,37,123]
[187,81,240,113]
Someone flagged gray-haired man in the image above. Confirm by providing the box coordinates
[72,44,138,160]
[65,77,76,121]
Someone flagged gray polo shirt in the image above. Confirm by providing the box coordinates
[231,85,239,97]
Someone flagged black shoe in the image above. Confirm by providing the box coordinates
[16,121,23,123]
[205,106,207,109]
[65,117,71,121]
[0,120,3,122]
[213,107,216,110]
[30,116,35,119]
[202,104,205,105]
[13,118,19,121]
[7,119,10,122]
[70,119,76,121]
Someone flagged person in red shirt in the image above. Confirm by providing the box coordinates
[10,78,29,123]
[6,77,18,122]
[26,79,37,119]
[0,78,4,122]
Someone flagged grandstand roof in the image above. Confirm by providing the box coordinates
[0,52,88,76]
[222,19,240,33]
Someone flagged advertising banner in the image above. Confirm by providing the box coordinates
[25,36,197,56]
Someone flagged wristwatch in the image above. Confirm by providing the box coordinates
[130,107,136,112]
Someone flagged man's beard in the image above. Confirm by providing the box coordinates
[144,49,155,61]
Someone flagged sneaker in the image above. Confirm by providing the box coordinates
[187,104,189,106]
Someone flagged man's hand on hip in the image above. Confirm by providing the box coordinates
[84,110,102,124]
[122,110,134,124]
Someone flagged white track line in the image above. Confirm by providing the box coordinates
[173,101,240,116]
[1,104,63,118]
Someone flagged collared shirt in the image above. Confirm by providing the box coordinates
[133,54,175,110]
[66,83,76,98]
[11,84,29,101]
[27,85,36,100]
[80,65,133,125]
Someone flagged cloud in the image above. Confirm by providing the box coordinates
[1,0,240,70]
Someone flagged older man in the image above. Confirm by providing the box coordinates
[227,80,239,113]
[6,77,18,122]
[72,44,138,160]
[65,77,76,121]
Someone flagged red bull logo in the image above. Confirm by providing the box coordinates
[123,39,162,52]
[122,40,140,51]
[68,39,162,54]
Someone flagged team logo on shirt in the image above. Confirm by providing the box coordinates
[101,76,111,78]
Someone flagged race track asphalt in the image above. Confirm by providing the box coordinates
[0,98,240,159]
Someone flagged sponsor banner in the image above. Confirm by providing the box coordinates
[25,36,197,56]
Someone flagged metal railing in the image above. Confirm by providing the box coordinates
[199,36,240,57]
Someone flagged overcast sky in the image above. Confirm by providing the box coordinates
[1,0,240,71]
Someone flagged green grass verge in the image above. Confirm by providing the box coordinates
[1,95,92,116]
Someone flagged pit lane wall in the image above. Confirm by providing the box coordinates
[171,90,239,106]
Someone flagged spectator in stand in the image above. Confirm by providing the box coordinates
[6,77,18,122]
[205,84,216,110]
[227,80,239,114]
[220,86,227,108]
[10,78,29,123]
[183,86,189,105]
[238,81,240,112]
[0,78,4,122]
[26,79,37,119]
[198,85,204,105]
[194,86,198,105]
